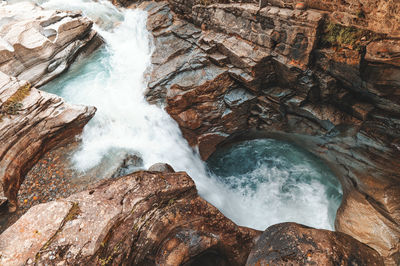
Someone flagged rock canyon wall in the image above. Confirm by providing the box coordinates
[0,2,100,211]
[141,1,400,264]
[0,0,398,265]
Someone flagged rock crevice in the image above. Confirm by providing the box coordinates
[142,1,400,264]
[0,171,259,265]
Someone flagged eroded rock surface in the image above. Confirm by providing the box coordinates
[0,2,100,212]
[0,2,102,86]
[265,0,400,36]
[0,171,259,265]
[0,72,96,212]
[246,222,384,266]
[142,1,400,264]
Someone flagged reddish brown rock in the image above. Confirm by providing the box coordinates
[0,171,260,265]
[0,72,96,212]
[365,40,400,67]
[192,3,324,69]
[0,2,100,213]
[258,0,400,36]
[246,222,384,266]
[142,1,400,264]
[335,189,400,265]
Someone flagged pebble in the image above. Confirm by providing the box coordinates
[0,141,94,232]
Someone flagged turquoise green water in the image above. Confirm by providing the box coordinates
[35,0,342,231]
[207,139,342,230]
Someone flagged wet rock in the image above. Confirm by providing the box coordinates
[335,189,400,266]
[0,2,100,213]
[111,154,144,178]
[142,1,400,263]
[246,222,384,266]
[224,88,256,108]
[0,2,102,87]
[0,171,260,265]
[0,196,7,211]
[0,72,96,212]
[148,163,175,173]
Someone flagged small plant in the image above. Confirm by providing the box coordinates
[0,83,31,121]
[320,22,379,51]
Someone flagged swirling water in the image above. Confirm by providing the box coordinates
[206,139,342,229]
[28,0,341,230]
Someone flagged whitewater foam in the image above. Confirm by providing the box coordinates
[38,0,341,231]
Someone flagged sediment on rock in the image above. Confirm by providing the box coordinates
[0,72,96,212]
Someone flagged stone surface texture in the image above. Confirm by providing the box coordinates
[246,222,384,266]
[141,1,400,264]
[0,72,96,212]
[0,171,259,266]
[0,2,101,86]
[0,2,99,211]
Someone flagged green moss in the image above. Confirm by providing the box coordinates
[35,202,81,262]
[65,202,81,222]
[319,21,386,52]
[321,22,366,49]
[0,83,31,121]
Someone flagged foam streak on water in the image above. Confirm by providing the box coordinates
[206,139,342,230]
[36,0,341,230]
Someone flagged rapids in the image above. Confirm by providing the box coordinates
[20,0,341,230]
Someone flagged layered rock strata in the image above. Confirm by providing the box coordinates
[0,2,102,86]
[0,72,96,212]
[0,171,259,265]
[142,1,400,264]
[0,2,100,211]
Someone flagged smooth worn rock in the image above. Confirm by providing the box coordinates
[246,222,384,266]
[0,171,260,265]
[148,163,175,173]
[0,2,102,87]
[335,188,400,265]
[0,2,100,213]
[0,72,96,212]
[142,1,400,264]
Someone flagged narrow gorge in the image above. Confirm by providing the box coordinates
[0,0,399,265]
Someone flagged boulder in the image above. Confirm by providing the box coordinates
[111,154,144,178]
[246,222,384,266]
[148,163,175,173]
[0,171,260,265]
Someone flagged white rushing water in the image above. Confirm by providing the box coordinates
[31,0,341,230]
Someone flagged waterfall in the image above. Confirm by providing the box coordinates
[34,0,340,231]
